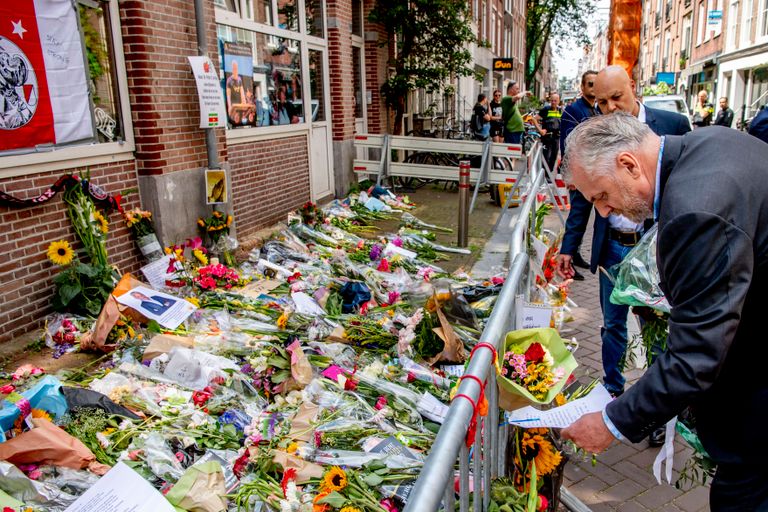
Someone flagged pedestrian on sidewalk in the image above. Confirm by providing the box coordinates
[692,89,714,128]
[501,81,529,145]
[489,89,504,142]
[559,70,599,281]
[561,113,768,512]
[471,93,491,141]
[714,96,735,127]
[557,65,690,447]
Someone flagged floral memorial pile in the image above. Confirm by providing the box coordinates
[0,180,581,512]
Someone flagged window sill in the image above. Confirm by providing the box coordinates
[226,124,310,145]
[0,142,136,180]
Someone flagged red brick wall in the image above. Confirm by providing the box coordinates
[327,0,356,141]
[0,162,142,344]
[120,0,227,175]
[228,136,311,237]
[364,1,389,133]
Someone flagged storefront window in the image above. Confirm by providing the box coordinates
[277,0,299,32]
[306,0,325,37]
[243,0,273,25]
[217,26,304,128]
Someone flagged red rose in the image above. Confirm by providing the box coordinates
[344,378,358,391]
[524,342,546,363]
[538,495,549,511]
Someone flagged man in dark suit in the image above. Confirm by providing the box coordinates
[559,69,599,279]
[561,113,768,511]
[558,66,690,447]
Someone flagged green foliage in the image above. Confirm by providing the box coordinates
[369,0,478,132]
[79,5,108,95]
[642,81,672,97]
[52,261,115,316]
[525,0,594,88]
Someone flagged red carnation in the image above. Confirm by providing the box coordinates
[538,495,549,511]
[524,342,546,363]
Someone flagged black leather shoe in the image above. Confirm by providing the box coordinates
[572,253,590,269]
[649,427,666,447]
[572,269,584,281]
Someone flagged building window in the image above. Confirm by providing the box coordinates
[727,0,739,46]
[697,3,705,44]
[352,0,363,37]
[308,50,325,122]
[743,0,754,44]
[0,0,131,162]
[352,47,363,119]
[306,0,324,37]
[242,0,273,25]
[217,27,304,127]
[760,0,768,36]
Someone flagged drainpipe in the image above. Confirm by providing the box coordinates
[194,0,220,170]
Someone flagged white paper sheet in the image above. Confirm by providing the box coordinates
[505,383,613,428]
[383,243,417,260]
[515,295,553,329]
[64,461,176,512]
[140,255,177,290]
[417,392,450,424]
[116,285,196,330]
[291,291,326,316]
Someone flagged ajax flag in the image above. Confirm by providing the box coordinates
[0,0,94,152]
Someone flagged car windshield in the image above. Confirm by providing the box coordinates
[645,98,687,115]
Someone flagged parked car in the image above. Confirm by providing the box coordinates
[641,94,693,129]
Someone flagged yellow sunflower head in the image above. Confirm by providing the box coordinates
[521,430,562,476]
[47,240,75,266]
[31,408,52,422]
[321,466,347,492]
[193,249,208,265]
[93,211,109,234]
[339,507,361,512]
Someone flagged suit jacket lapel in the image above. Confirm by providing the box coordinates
[658,135,684,206]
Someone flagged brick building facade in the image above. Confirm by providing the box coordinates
[0,0,529,344]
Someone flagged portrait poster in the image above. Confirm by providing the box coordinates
[221,41,256,127]
[205,169,227,204]
[115,286,196,330]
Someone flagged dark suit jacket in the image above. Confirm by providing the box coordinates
[560,106,691,272]
[606,126,768,466]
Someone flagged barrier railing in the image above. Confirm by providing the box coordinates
[404,143,583,512]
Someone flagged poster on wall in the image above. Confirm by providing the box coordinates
[188,56,226,128]
[0,0,94,152]
[222,41,256,127]
[205,169,227,204]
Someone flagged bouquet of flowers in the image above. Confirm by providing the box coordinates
[123,208,155,238]
[193,263,247,291]
[497,328,577,406]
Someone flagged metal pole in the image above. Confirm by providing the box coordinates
[193,0,220,170]
[458,160,471,247]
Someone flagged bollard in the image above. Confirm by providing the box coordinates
[458,160,470,247]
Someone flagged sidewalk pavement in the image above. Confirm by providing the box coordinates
[554,212,710,512]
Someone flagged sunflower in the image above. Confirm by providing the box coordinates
[520,429,563,476]
[276,312,289,330]
[47,240,75,266]
[321,466,348,492]
[93,211,109,234]
[340,507,361,512]
[193,249,208,265]
[31,408,52,421]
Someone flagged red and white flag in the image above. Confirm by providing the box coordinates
[0,0,93,152]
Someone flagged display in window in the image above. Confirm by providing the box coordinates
[222,41,257,127]
[0,0,94,152]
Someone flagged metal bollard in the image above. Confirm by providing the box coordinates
[458,160,470,247]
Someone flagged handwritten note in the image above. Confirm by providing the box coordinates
[515,295,553,329]
[505,383,613,428]
[417,392,450,423]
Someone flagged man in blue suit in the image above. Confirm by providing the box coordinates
[559,69,599,280]
[557,65,690,446]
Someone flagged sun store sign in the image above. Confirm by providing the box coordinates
[493,58,515,71]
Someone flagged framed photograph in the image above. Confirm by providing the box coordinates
[205,169,228,204]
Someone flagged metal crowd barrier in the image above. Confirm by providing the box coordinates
[404,143,585,512]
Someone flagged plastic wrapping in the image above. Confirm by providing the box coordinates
[0,375,68,441]
[310,449,423,469]
[142,432,185,482]
[0,461,79,511]
[609,225,670,313]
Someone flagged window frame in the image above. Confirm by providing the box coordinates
[0,0,135,179]
[742,0,754,45]
[215,0,329,142]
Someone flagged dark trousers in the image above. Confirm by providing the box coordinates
[710,464,768,511]
[541,137,559,173]
[503,129,522,144]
